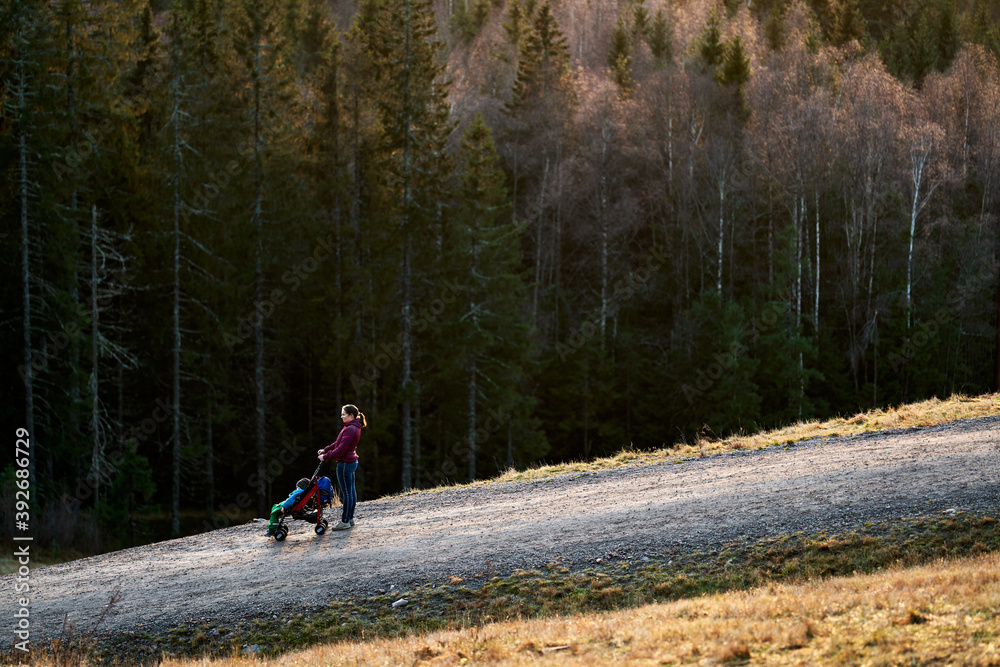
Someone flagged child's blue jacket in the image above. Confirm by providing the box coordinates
[279,488,305,511]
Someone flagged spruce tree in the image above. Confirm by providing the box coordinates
[503,0,527,46]
[764,5,785,52]
[227,0,298,517]
[648,8,672,66]
[608,16,633,93]
[509,0,572,111]
[368,0,455,489]
[698,11,725,69]
[631,0,649,42]
[451,114,532,480]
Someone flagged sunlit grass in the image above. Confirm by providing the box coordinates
[409,392,999,489]
[21,550,1000,665]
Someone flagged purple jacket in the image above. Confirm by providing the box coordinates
[321,420,361,463]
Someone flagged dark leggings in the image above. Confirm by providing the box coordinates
[336,460,358,523]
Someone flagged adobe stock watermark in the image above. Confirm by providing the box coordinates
[17,321,81,385]
[436,404,513,481]
[202,437,308,531]
[887,308,952,372]
[680,301,785,405]
[555,246,669,361]
[349,278,470,392]
[223,234,338,350]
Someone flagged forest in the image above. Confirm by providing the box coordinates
[2,0,1000,554]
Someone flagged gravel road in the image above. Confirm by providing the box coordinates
[5,416,999,642]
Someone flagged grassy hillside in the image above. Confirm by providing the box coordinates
[161,551,1000,665]
[9,393,999,665]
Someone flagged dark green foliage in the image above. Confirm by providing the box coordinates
[503,0,527,45]
[608,15,630,70]
[764,5,785,52]
[648,8,672,65]
[509,0,571,110]
[963,3,1000,63]
[608,16,633,92]
[830,0,867,46]
[631,0,649,41]
[697,10,726,69]
[671,292,762,437]
[451,0,492,43]
[880,0,960,85]
[719,35,752,87]
[3,0,1000,558]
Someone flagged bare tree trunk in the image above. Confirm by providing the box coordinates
[171,67,183,535]
[414,389,421,488]
[814,189,820,337]
[17,32,36,484]
[206,396,214,521]
[467,357,476,482]
[253,36,268,519]
[717,183,724,295]
[532,153,549,329]
[90,206,102,511]
[599,136,609,346]
[797,194,804,417]
[401,236,413,488]
[907,139,936,330]
[400,0,414,490]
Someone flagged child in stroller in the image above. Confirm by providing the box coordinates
[266,466,335,540]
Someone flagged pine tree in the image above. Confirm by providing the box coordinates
[608,16,633,93]
[503,0,527,46]
[451,114,532,480]
[631,0,649,42]
[831,0,866,46]
[509,0,572,111]
[719,35,751,88]
[697,10,725,69]
[648,8,672,66]
[228,0,298,517]
[369,0,455,489]
[764,5,785,52]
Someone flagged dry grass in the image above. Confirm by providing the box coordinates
[485,392,1000,485]
[384,393,1000,495]
[199,553,1000,665]
[24,552,994,666]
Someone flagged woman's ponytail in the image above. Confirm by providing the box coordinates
[343,404,367,428]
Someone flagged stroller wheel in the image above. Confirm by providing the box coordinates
[315,519,328,535]
[275,526,289,541]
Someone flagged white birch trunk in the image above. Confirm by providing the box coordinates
[907,141,931,331]
[814,189,820,337]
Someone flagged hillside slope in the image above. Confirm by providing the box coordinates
[5,416,998,642]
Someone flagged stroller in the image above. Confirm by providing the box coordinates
[272,462,335,541]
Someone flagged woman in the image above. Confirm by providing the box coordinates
[318,404,366,530]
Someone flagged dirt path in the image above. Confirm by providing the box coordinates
[6,417,999,641]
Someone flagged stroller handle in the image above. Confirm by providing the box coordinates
[310,459,325,481]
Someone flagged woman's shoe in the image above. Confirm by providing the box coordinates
[349,519,355,527]
[332,521,351,530]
